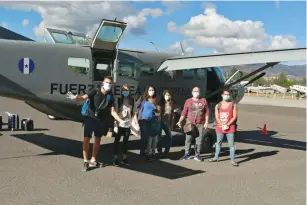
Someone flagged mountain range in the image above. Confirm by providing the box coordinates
[221,64,306,79]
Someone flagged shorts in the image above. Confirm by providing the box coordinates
[83,117,108,138]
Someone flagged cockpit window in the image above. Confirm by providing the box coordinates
[213,67,226,83]
[51,32,74,44]
[96,26,123,42]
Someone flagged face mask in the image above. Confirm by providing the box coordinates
[122,91,129,97]
[164,95,170,101]
[148,91,154,97]
[222,95,231,101]
[155,112,160,116]
[192,92,199,98]
[103,82,112,91]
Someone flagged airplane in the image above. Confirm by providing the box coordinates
[0,19,306,150]
[289,85,307,97]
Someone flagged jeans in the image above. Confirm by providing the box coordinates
[139,119,158,155]
[113,127,130,155]
[213,132,235,161]
[157,121,172,153]
[184,124,205,156]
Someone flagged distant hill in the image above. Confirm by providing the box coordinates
[221,64,306,78]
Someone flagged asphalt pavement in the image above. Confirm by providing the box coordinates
[0,97,305,205]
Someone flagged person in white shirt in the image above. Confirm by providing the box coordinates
[113,84,136,166]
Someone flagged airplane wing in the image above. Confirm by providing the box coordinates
[157,47,306,72]
[157,47,306,98]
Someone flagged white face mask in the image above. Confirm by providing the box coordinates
[192,91,199,98]
[103,82,112,91]
[164,95,170,101]
[148,91,154,97]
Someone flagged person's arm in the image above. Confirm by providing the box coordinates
[203,100,209,127]
[111,106,123,123]
[215,104,222,126]
[72,88,96,102]
[226,104,238,126]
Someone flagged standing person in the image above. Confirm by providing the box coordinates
[209,90,239,166]
[157,89,176,158]
[66,76,128,171]
[176,87,209,162]
[112,84,135,166]
[135,86,159,161]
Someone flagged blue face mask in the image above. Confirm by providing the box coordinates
[122,91,129,97]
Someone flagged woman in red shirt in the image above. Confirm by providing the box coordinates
[209,90,239,166]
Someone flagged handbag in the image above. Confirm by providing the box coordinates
[183,109,200,136]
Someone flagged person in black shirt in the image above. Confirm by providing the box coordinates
[67,76,128,171]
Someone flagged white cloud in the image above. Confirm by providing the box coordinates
[1,22,8,29]
[168,4,296,54]
[162,0,185,14]
[22,19,29,27]
[168,40,195,55]
[1,2,164,38]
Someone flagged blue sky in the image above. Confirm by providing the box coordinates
[0,1,306,65]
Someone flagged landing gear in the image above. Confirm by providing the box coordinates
[202,129,216,154]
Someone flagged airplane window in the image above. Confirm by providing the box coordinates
[196,68,206,80]
[118,61,137,78]
[214,67,226,83]
[70,35,90,45]
[68,57,90,75]
[162,71,175,80]
[97,26,122,43]
[140,64,154,77]
[93,58,112,81]
[52,32,74,44]
[183,69,194,80]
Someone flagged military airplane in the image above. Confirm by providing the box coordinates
[0,19,306,149]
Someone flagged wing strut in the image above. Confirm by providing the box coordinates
[206,62,279,98]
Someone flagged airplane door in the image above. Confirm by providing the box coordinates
[89,19,127,84]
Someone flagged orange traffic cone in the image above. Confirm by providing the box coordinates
[261,124,268,135]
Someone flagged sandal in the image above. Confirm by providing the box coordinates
[231,161,239,166]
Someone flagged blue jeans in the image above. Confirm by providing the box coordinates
[157,121,172,153]
[213,132,235,161]
[139,119,158,156]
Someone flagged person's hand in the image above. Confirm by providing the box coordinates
[119,120,130,127]
[222,124,229,131]
[204,122,208,129]
[113,126,118,134]
[66,91,77,100]
[176,121,182,128]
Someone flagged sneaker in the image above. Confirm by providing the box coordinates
[122,158,130,165]
[89,161,105,168]
[231,161,239,167]
[146,155,155,162]
[183,153,189,160]
[113,158,120,166]
[209,158,219,162]
[194,155,202,162]
[82,161,89,172]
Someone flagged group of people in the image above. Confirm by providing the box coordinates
[66,75,239,172]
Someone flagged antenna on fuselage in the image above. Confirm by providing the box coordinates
[180,41,185,55]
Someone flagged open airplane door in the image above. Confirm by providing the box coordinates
[90,19,127,83]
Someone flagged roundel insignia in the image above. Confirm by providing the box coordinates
[18,58,35,74]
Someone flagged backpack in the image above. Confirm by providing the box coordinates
[81,88,112,117]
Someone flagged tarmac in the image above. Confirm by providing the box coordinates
[0,96,306,205]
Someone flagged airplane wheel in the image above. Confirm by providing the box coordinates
[47,115,57,120]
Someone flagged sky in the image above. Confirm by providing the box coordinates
[0,1,306,65]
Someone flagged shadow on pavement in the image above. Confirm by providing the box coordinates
[10,133,204,180]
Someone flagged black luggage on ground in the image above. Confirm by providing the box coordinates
[21,118,34,131]
[0,115,2,131]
